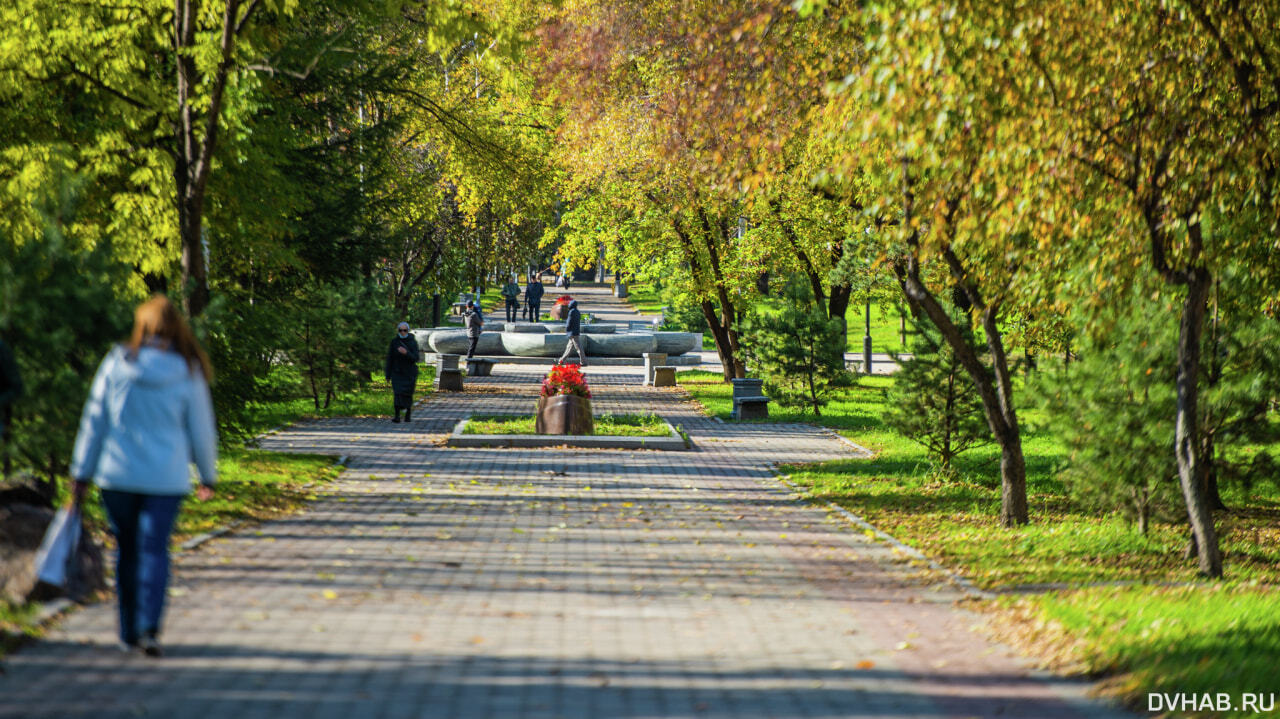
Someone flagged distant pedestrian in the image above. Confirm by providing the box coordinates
[524,275,544,322]
[464,300,484,358]
[385,322,420,423]
[501,275,521,323]
[557,297,586,367]
[0,337,22,443]
[70,295,217,658]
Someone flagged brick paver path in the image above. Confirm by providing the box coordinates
[0,287,1128,719]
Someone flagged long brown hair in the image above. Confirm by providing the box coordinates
[126,295,212,380]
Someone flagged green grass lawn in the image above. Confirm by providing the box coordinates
[626,283,911,355]
[623,282,665,315]
[678,369,1280,714]
[464,413,671,437]
[241,367,435,433]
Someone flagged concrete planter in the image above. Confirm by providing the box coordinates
[535,395,594,435]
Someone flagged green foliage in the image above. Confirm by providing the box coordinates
[659,290,709,333]
[0,197,133,488]
[282,279,394,412]
[884,317,990,474]
[740,277,847,416]
[1034,290,1280,532]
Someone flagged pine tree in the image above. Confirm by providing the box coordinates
[884,314,990,474]
[740,278,847,416]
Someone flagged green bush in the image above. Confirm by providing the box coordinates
[0,210,133,492]
[883,318,990,474]
[1032,292,1280,532]
[739,277,848,416]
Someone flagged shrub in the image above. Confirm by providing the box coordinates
[739,277,847,416]
[883,317,990,474]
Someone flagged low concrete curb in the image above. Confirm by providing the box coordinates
[772,471,994,600]
[446,415,691,451]
[420,354,702,367]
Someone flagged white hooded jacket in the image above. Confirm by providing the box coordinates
[71,344,217,495]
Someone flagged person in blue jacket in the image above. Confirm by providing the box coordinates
[71,295,217,657]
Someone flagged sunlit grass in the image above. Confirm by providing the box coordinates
[464,413,671,437]
[679,367,1280,708]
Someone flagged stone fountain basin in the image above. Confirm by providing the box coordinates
[653,332,701,355]
[416,327,701,358]
[429,329,504,355]
[500,332,569,357]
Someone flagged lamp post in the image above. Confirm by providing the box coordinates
[863,299,873,376]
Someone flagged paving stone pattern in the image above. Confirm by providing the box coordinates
[0,286,1128,719]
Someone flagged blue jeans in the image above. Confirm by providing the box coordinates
[100,490,183,644]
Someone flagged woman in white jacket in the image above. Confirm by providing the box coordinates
[71,295,217,657]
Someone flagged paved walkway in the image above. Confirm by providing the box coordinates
[0,287,1127,719]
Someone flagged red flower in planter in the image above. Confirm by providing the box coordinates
[554,295,573,306]
[541,363,591,398]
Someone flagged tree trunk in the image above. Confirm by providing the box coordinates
[893,162,1029,525]
[700,299,740,382]
[1173,269,1222,577]
[828,283,852,351]
[173,0,252,319]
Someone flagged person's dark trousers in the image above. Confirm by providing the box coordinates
[528,301,541,322]
[100,490,183,645]
[505,299,518,322]
[467,335,480,358]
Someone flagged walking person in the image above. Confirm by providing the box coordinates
[524,274,544,322]
[69,296,217,657]
[501,275,521,323]
[557,297,587,367]
[385,322,420,423]
[464,300,484,358]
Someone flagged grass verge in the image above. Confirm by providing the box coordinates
[464,413,671,437]
[678,369,1280,714]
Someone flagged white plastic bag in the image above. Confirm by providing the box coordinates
[34,507,81,587]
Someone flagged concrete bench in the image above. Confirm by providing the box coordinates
[465,358,495,377]
[436,368,465,391]
[730,377,770,420]
[651,366,677,387]
[642,352,668,386]
[732,395,770,420]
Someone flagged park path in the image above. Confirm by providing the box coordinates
[0,285,1127,719]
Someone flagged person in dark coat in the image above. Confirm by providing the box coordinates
[557,298,586,367]
[501,275,521,323]
[524,275,544,322]
[463,301,484,358]
[0,338,22,443]
[384,322,420,423]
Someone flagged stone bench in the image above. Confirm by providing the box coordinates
[436,368,465,391]
[465,358,495,377]
[730,377,770,420]
[732,395,770,420]
[651,366,677,387]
